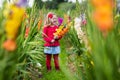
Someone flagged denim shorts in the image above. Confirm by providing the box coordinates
[44,46,60,54]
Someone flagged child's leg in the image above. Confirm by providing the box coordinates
[46,54,52,70]
[53,54,60,70]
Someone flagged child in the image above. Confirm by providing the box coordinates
[42,12,62,71]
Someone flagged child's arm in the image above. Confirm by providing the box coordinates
[42,27,53,43]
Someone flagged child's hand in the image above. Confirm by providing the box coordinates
[51,39,55,43]
[54,35,58,40]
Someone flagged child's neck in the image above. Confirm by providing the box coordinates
[51,25,55,27]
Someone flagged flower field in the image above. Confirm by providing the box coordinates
[0,0,120,80]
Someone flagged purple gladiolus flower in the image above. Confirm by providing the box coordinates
[58,17,63,26]
[16,0,28,7]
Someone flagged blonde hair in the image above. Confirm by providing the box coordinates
[44,12,58,27]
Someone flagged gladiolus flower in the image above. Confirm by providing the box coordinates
[93,10,113,32]
[25,27,30,38]
[54,22,72,37]
[4,5,25,39]
[11,6,25,20]
[38,20,42,30]
[23,12,29,20]
[3,39,16,51]
[91,0,114,33]
[82,20,87,25]
[5,20,20,39]
[64,14,71,23]
[91,0,113,7]
[58,17,63,26]
[16,0,28,7]
[3,2,25,51]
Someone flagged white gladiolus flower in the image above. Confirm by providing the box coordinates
[74,17,85,40]
[36,63,42,67]
[74,15,91,52]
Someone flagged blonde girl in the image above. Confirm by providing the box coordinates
[42,12,62,71]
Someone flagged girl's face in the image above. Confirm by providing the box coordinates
[51,15,58,25]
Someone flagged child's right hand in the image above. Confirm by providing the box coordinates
[51,39,55,43]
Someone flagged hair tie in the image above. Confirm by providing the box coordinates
[48,13,53,19]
